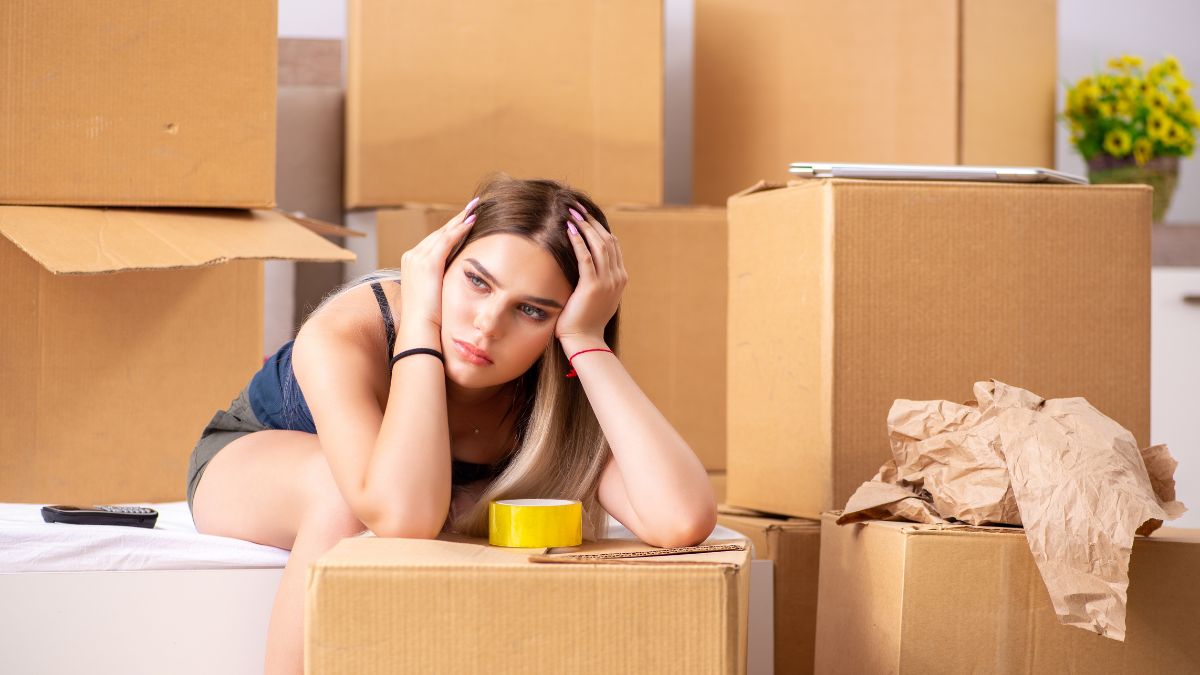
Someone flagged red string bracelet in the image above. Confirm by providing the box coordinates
[564,348,613,378]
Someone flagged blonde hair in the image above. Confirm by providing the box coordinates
[313,176,618,540]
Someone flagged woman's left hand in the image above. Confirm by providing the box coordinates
[556,205,627,343]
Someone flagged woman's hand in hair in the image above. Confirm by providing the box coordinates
[399,197,479,335]
[557,204,627,343]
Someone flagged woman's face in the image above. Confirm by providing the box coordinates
[440,233,572,389]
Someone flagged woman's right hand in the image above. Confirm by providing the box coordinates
[398,197,479,339]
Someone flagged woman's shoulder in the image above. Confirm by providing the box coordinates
[300,279,400,346]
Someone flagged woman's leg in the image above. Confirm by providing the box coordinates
[191,430,367,675]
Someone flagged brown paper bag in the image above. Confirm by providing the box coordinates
[839,380,1187,640]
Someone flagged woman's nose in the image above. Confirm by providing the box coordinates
[473,301,502,337]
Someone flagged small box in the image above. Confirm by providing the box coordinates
[0,206,353,503]
[815,514,1200,673]
[306,536,751,674]
[1,0,277,207]
[693,0,1057,205]
[345,0,664,208]
[726,179,1150,518]
[718,506,821,675]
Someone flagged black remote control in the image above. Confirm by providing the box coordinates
[41,505,159,528]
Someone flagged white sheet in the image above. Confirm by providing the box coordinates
[0,502,746,574]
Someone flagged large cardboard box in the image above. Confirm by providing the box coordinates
[718,506,821,675]
[0,0,277,207]
[345,0,664,208]
[693,0,1057,205]
[352,205,729,471]
[815,514,1200,673]
[727,180,1151,519]
[307,536,751,674]
[0,207,354,503]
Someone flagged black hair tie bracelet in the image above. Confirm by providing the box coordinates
[391,348,445,368]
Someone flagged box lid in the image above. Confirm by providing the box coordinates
[0,206,354,275]
[820,512,1200,544]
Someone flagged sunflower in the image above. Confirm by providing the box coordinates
[1163,122,1187,147]
[1148,89,1171,111]
[1103,128,1133,156]
[1148,109,1172,140]
[1133,137,1154,166]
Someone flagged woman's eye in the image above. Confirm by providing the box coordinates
[520,305,549,321]
[466,272,488,290]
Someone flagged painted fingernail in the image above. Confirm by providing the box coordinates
[567,220,579,236]
[467,197,480,210]
[568,207,584,222]
[463,214,477,225]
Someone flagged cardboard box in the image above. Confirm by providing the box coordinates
[693,0,1057,205]
[815,514,1200,673]
[345,0,664,208]
[718,506,821,675]
[307,536,751,674]
[353,205,728,471]
[0,207,354,503]
[1,0,277,207]
[727,180,1150,519]
[710,472,727,504]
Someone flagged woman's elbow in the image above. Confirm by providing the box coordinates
[649,508,718,549]
[368,512,445,540]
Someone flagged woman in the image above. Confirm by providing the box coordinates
[186,176,716,674]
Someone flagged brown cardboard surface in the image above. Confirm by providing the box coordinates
[0,208,353,503]
[345,0,663,208]
[815,514,1200,674]
[1,0,276,207]
[717,506,821,675]
[959,0,1057,165]
[307,535,750,674]
[276,85,348,326]
[726,180,1151,519]
[609,206,728,470]
[709,472,727,504]
[693,0,1056,206]
[374,205,729,471]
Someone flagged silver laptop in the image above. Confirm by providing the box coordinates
[788,162,1089,185]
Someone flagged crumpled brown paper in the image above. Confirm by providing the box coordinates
[839,380,1187,641]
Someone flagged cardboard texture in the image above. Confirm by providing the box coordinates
[307,536,751,674]
[717,506,820,675]
[725,179,1151,520]
[276,85,348,327]
[1,0,277,207]
[372,204,729,471]
[0,206,354,503]
[710,472,727,504]
[838,380,1186,640]
[345,0,664,208]
[693,0,1057,205]
[815,515,1200,674]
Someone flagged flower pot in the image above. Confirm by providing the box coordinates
[1087,155,1180,223]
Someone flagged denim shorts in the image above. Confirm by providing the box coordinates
[185,385,267,514]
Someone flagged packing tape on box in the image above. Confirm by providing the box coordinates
[488,498,582,548]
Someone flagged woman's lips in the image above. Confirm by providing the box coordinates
[453,339,493,366]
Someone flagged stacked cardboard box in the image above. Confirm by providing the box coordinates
[0,1,353,503]
[307,536,751,675]
[816,517,1200,673]
[693,0,1058,205]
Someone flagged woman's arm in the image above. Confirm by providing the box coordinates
[564,334,716,548]
[557,206,716,548]
[296,201,479,539]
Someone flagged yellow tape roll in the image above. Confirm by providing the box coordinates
[488,499,582,548]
